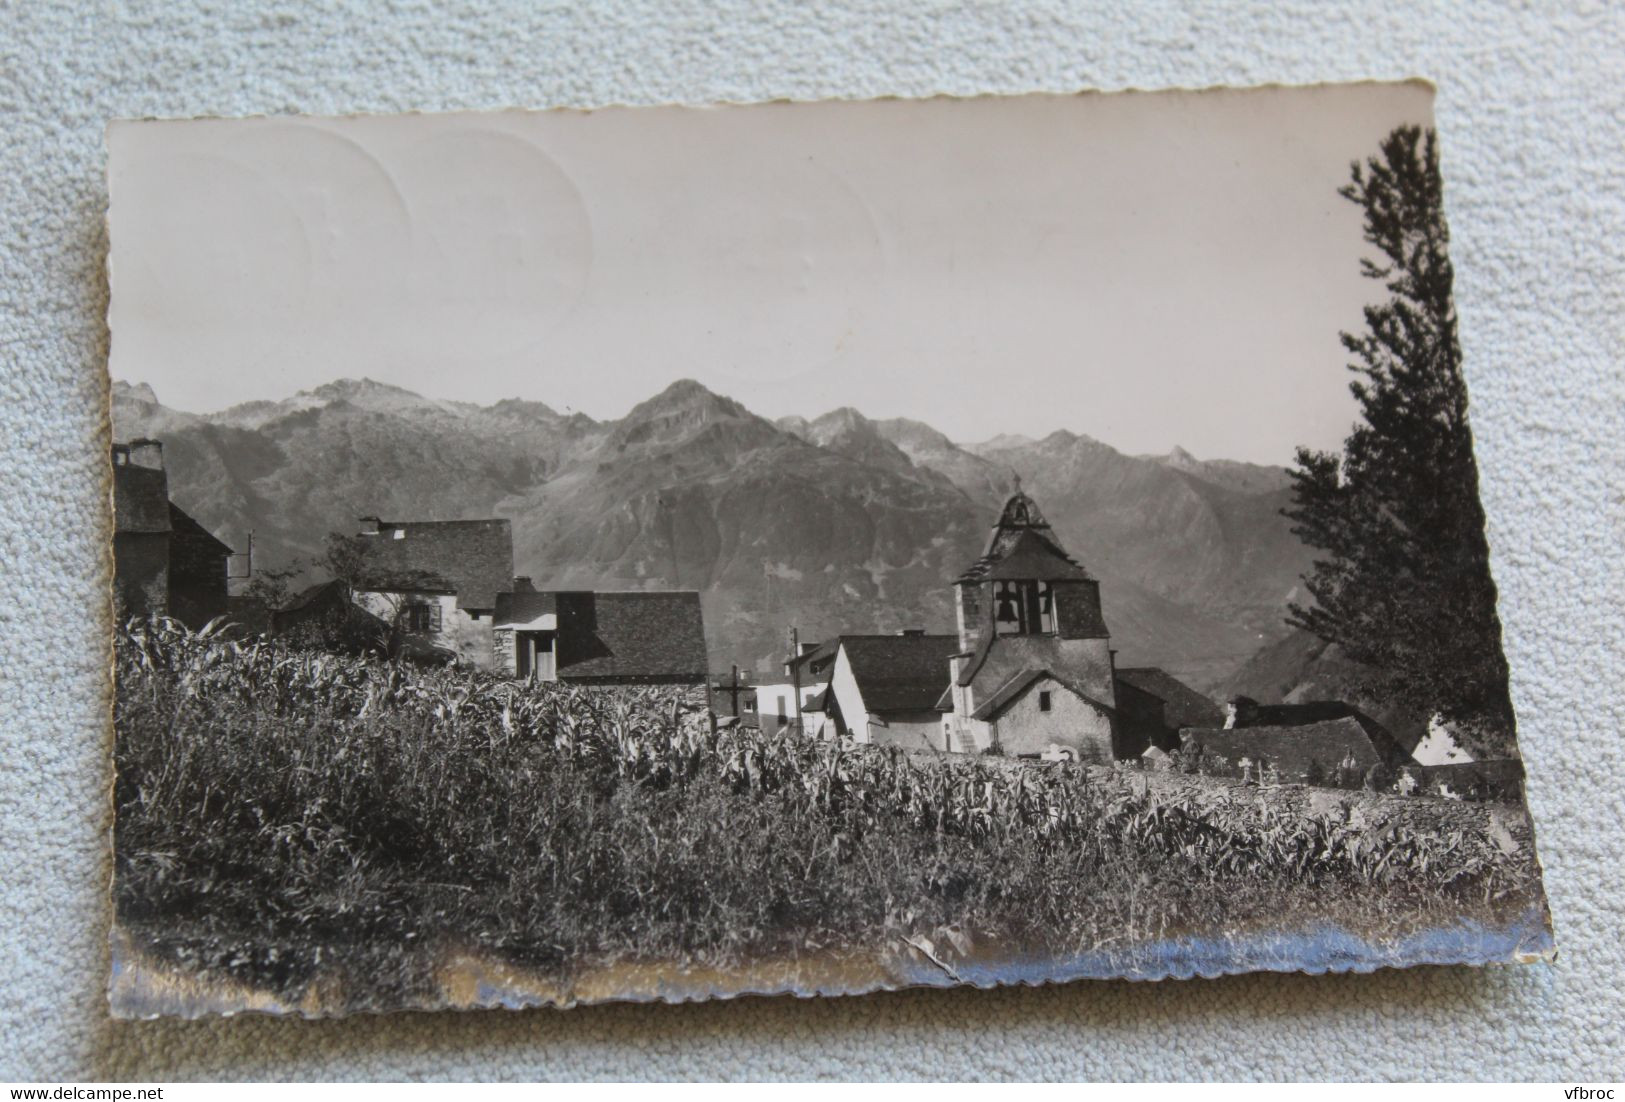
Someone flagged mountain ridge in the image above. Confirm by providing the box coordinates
[112,377,1312,689]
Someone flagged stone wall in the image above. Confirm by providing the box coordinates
[990,677,1115,762]
[112,532,167,620]
[866,711,950,752]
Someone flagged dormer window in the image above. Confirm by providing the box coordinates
[994,580,1054,635]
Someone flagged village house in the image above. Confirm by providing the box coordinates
[756,639,837,736]
[111,440,233,629]
[349,516,514,670]
[491,588,708,687]
[1114,666,1227,750]
[817,632,960,748]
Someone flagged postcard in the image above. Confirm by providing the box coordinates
[105,83,1552,1017]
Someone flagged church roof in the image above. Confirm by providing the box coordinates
[956,491,1093,583]
[970,667,1115,722]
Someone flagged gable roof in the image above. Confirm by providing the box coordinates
[1114,667,1223,729]
[281,578,348,614]
[839,634,957,715]
[1180,716,1413,775]
[168,502,233,557]
[112,461,171,534]
[354,519,514,609]
[970,667,1115,722]
[550,591,709,682]
[786,638,839,679]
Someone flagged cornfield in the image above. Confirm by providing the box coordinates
[113,617,1544,1009]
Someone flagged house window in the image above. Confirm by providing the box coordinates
[994,580,1055,635]
[401,603,437,632]
[1039,691,1052,712]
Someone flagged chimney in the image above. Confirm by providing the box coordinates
[358,516,381,536]
[513,576,535,592]
[128,439,164,470]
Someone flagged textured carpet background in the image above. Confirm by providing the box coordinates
[2,0,1620,1082]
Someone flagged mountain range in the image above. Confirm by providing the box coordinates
[111,377,1319,690]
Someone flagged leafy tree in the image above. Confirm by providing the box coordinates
[1284,126,1512,756]
[239,560,303,613]
[319,532,372,589]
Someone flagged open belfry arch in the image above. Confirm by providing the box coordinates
[941,490,1119,760]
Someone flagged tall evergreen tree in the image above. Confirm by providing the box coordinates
[1284,126,1513,754]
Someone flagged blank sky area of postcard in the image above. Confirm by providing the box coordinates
[107,83,1434,465]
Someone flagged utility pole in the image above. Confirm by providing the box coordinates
[789,626,803,737]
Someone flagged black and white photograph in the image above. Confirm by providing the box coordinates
[104,83,1553,1017]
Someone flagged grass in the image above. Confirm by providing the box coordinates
[112,617,1546,1012]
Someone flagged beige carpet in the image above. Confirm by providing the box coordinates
[1,0,1620,1080]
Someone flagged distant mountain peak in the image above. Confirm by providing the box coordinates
[305,377,422,401]
[776,415,812,439]
[652,377,726,404]
[813,405,867,424]
[609,378,763,454]
[629,378,746,418]
[1165,445,1198,467]
[809,406,880,442]
[971,433,1037,451]
[486,396,566,421]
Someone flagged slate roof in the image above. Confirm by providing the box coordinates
[1233,701,1410,761]
[1114,667,1223,729]
[969,667,1115,722]
[493,590,558,625]
[786,638,839,679]
[1229,698,1379,728]
[112,461,171,534]
[1180,716,1412,776]
[548,591,709,683]
[169,503,233,556]
[354,519,514,610]
[957,492,1093,584]
[839,634,957,715]
[281,579,347,614]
